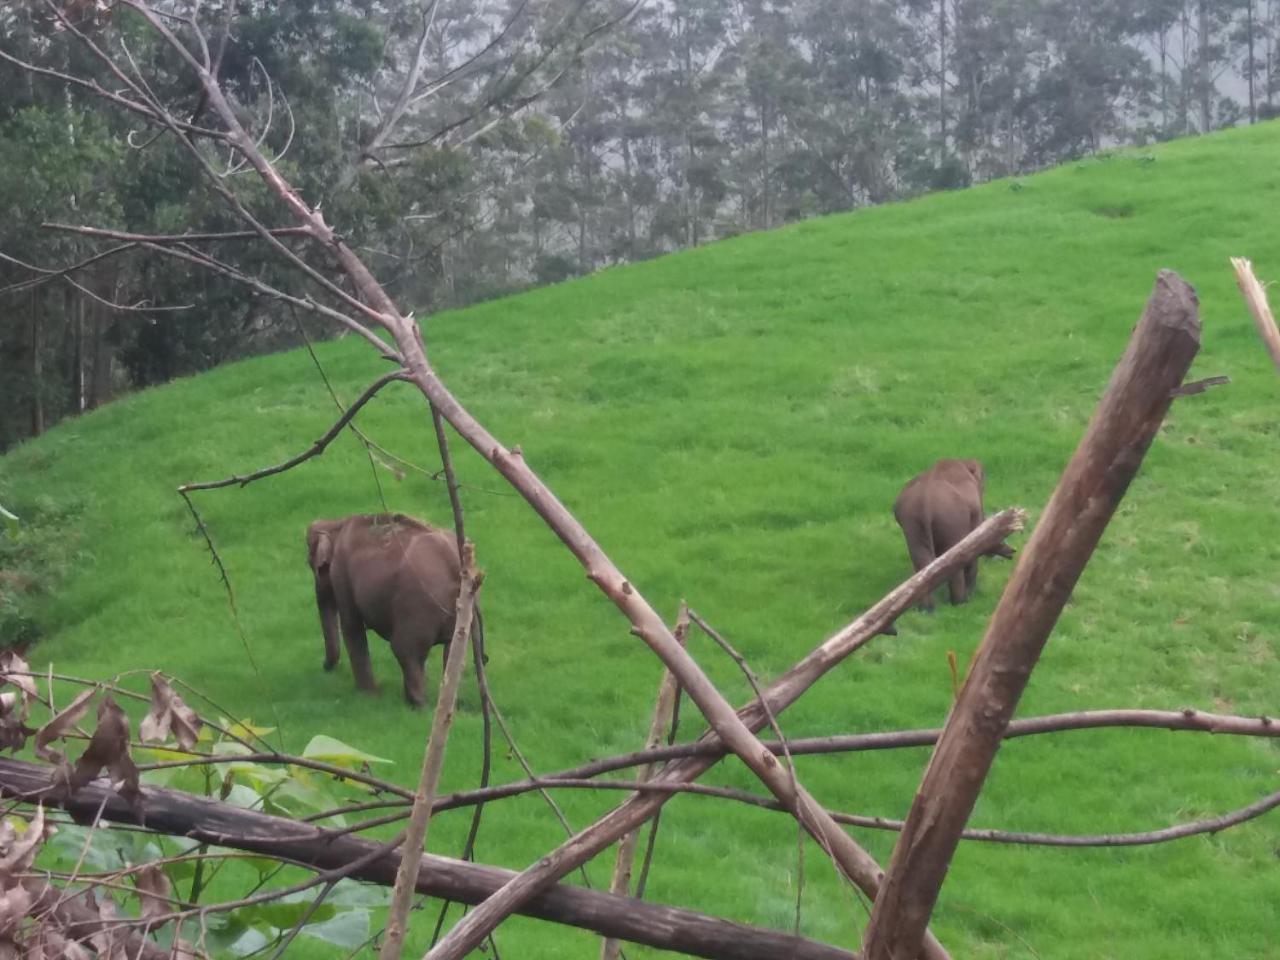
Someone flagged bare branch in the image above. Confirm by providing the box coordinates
[178,371,410,494]
[42,223,313,244]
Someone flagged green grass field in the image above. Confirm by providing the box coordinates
[4,120,1280,958]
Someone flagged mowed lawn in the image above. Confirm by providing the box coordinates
[4,120,1280,958]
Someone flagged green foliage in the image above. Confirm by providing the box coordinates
[40,707,392,956]
[5,117,1280,959]
[0,493,84,649]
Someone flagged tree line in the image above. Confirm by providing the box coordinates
[1,0,1275,450]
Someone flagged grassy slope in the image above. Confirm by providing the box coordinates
[4,121,1280,958]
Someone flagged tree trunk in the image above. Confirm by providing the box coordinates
[88,304,112,410]
[1247,0,1257,122]
[939,0,947,161]
[1198,0,1212,131]
[621,133,637,257]
[1159,28,1169,132]
[29,291,44,437]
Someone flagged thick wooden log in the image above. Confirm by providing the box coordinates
[0,758,856,960]
[861,271,1201,960]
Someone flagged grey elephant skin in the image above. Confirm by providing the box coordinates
[306,513,474,708]
[893,458,1016,611]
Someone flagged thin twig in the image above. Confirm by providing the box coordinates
[380,544,483,960]
[688,609,818,927]
[178,371,410,494]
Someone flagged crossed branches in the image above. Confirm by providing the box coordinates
[0,4,1273,960]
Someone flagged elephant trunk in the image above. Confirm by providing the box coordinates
[317,584,342,670]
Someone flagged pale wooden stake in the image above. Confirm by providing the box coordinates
[1231,257,1280,373]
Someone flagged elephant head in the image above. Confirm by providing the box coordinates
[306,519,344,671]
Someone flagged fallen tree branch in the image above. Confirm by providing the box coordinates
[862,270,1201,960]
[0,759,858,960]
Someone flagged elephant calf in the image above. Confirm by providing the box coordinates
[305,513,474,708]
[893,458,1015,611]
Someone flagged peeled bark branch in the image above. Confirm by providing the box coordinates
[862,270,1201,960]
[0,758,856,960]
[1231,257,1280,373]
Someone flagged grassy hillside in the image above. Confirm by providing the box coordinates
[4,121,1280,958]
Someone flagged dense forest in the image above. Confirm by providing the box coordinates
[2,0,1276,449]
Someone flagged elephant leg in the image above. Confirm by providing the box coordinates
[906,537,937,612]
[393,640,428,710]
[948,567,971,605]
[340,612,377,694]
[963,558,979,596]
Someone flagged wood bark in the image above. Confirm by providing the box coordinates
[861,270,1200,960]
[0,758,856,960]
[380,543,482,960]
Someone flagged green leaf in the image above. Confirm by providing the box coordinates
[301,735,391,767]
[327,879,389,908]
[299,907,371,948]
[242,900,338,930]
[266,772,345,821]
[203,914,270,957]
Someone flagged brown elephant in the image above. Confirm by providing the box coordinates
[306,513,474,708]
[893,458,1015,611]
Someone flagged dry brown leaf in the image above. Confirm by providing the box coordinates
[132,864,174,925]
[0,806,47,877]
[0,694,31,753]
[0,884,32,940]
[29,928,91,960]
[34,688,95,764]
[0,652,36,703]
[139,674,202,752]
[71,697,140,803]
[88,893,127,960]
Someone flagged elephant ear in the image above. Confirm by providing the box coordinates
[308,526,335,572]
[964,459,986,493]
